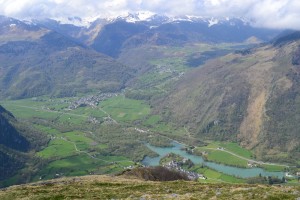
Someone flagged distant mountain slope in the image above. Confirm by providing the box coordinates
[155,32,300,164]
[91,21,148,57]
[0,15,48,44]
[91,18,279,57]
[0,30,134,99]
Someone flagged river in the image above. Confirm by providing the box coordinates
[142,141,285,178]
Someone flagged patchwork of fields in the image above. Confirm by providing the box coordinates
[1,92,293,186]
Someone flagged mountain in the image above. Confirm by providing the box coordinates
[0,28,134,99]
[91,21,149,57]
[155,31,300,164]
[0,15,48,44]
[90,16,280,57]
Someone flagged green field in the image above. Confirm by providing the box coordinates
[194,142,289,171]
[37,139,75,158]
[62,131,94,151]
[100,96,150,122]
[193,166,245,184]
[219,142,253,159]
[34,153,134,181]
[143,115,161,126]
[205,150,248,167]
[262,164,287,172]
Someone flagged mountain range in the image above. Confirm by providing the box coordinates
[33,13,280,57]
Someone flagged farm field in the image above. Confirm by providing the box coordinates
[194,166,246,184]
[195,142,287,171]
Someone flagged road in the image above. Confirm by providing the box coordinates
[201,147,290,167]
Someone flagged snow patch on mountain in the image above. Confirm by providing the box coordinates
[208,18,219,27]
[116,11,156,23]
[52,16,92,27]
[29,12,251,29]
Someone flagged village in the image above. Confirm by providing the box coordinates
[68,92,119,110]
[162,156,207,181]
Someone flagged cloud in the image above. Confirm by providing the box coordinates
[0,0,300,29]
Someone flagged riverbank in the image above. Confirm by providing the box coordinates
[142,142,286,179]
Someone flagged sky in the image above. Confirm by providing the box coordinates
[0,0,300,29]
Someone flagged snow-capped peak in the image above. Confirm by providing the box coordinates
[135,11,156,21]
[52,16,92,27]
[117,11,156,23]
[208,18,219,27]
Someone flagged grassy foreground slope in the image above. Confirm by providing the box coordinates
[0,175,299,200]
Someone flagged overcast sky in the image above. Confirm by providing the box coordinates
[0,0,299,29]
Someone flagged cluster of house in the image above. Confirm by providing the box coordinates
[247,161,258,168]
[156,65,173,74]
[68,93,118,110]
[163,160,207,180]
[134,128,149,133]
[87,116,100,124]
[156,65,185,78]
[286,172,300,179]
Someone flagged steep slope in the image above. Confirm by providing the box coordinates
[155,32,300,164]
[0,106,28,180]
[91,21,148,57]
[0,106,30,151]
[0,30,134,99]
[0,105,47,182]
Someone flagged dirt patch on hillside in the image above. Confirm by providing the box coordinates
[239,91,266,148]
[238,47,276,148]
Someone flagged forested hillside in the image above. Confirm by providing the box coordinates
[155,32,300,164]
